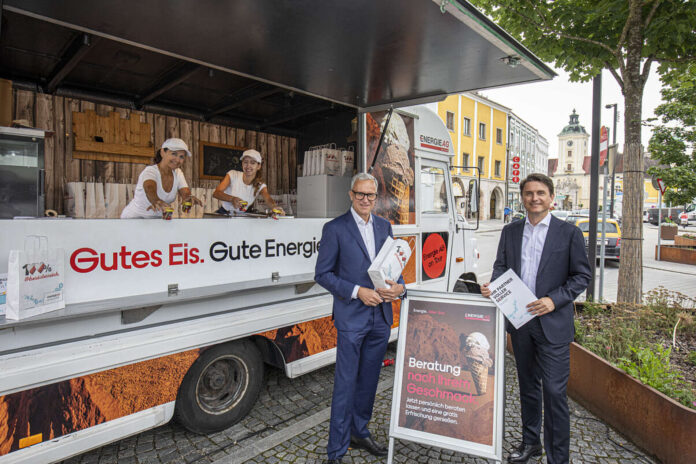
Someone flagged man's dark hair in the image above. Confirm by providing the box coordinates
[520,173,554,196]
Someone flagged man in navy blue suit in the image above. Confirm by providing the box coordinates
[315,172,405,464]
[481,173,591,464]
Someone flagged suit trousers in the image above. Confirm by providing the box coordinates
[510,317,571,464]
[326,306,391,459]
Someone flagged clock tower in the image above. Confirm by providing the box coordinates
[557,109,589,174]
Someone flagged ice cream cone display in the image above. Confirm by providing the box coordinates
[365,111,416,224]
[464,332,493,395]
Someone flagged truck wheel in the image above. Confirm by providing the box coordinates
[175,340,264,434]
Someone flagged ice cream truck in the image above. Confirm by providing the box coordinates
[0,1,554,461]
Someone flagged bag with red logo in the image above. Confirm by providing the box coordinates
[6,235,65,320]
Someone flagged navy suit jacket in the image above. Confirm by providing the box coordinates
[492,214,591,344]
[314,210,404,332]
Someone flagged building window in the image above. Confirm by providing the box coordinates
[567,150,572,157]
[463,117,471,136]
[567,163,572,172]
[478,156,485,172]
[479,122,486,140]
[494,160,501,177]
[462,153,470,171]
[446,111,454,131]
[510,132,514,144]
[496,128,503,144]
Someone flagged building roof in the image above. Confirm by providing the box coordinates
[559,109,588,137]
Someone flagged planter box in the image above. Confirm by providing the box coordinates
[674,235,696,247]
[661,225,678,240]
[655,244,696,265]
[568,343,696,464]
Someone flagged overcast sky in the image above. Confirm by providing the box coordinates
[478,65,665,159]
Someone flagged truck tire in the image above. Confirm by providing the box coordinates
[175,339,264,434]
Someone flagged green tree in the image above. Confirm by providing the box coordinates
[468,0,696,303]
[647,66,696,206]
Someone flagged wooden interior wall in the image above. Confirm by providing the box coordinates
[11,89,297,214]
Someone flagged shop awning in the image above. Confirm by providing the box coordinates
[2,0,554,131]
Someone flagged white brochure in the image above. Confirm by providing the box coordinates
[368,236,411,289]
[488,268,536,329]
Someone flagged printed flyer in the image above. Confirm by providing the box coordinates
[389,292,503,461]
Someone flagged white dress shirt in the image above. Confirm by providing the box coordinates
[520,212,551,295]
[350,207,376,299]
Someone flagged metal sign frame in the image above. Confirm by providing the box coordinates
[388,289,505,462]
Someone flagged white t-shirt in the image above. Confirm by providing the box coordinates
[121,165,188,218]
[221,170,267,213]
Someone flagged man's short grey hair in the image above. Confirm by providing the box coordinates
[351,172,378,190]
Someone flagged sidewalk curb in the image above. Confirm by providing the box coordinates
[643,264,696,277]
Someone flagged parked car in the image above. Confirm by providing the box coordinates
[551,210,570,221]
[575,218,621,261]
[647,208,684,225]
[565,214,590,226]
[643,210,651,222]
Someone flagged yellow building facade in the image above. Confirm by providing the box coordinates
[436,93,510,219]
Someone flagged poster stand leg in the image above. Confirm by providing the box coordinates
[387,437,395,464]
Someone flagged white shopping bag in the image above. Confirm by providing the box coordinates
[0,273,7,317]
[64,182,85,218]
[84,182,97,218]
[104,183,122,218]
[325,148,341,176]
[341,148,355,176]
[94,182,106,218]
[6,236,66,320]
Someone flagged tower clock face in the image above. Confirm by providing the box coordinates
[567,140,573,146]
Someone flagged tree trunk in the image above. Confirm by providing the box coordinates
[617,0,645,304]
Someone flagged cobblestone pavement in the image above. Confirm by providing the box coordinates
[66,346,658,464]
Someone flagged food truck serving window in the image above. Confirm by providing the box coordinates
[420,166,449,214]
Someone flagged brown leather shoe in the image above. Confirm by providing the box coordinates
[350,435,388,456]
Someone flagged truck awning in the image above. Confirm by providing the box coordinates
[2,0,554,131]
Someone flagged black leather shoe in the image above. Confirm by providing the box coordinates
[508,442,543,463]
[323,459,341,464]
[350,435,388,456]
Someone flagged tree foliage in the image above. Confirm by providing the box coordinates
[467,0,696,303]
[647,66,696,206]
[470,0,695,85]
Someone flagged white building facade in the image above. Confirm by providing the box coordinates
[507,113,548,212]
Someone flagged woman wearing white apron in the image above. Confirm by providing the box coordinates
[213,149,284,215]
[120,138,201,218]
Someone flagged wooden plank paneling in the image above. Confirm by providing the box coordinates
[267,134,277,194]
[258,132,268,189]
[289,137,297,191]
[14,90,35,122]
[66,98,82,182]
[53,96,66,213]
[10,90,299,207]
[180,119,193,183]
[80,102,96,180]
[95,104,115,182]
[35,94,54,212]
[281,136,290,193]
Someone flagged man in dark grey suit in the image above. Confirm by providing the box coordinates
[481,173,591,464]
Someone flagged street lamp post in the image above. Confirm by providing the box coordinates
[605,103,618,218]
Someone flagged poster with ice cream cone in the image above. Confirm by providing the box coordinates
[366,111,416,225]
[388,291,504,462]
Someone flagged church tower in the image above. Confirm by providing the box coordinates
[557,109,589,174]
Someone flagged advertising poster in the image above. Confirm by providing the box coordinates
[389,291,503,461]
[365,111,416,225]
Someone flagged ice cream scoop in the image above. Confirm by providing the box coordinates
[381,113,410,151]
[466,332,490,351]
